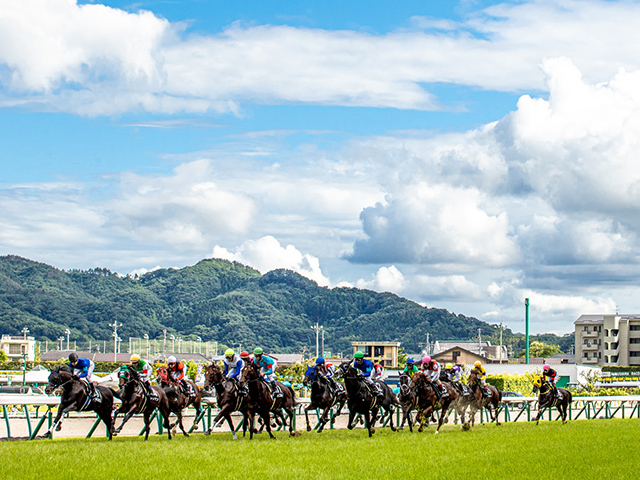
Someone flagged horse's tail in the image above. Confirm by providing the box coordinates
[288,385,297,405]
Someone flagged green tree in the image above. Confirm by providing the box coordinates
[519,341,561,358]
[0,349,8,364]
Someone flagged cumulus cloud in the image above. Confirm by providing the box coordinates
[5,1,640,114]
[212,235,330,286]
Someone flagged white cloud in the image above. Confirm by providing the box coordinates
[212,235,330,286]
[5,1,640,114]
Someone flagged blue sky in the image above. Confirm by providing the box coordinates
[3,0,640,337]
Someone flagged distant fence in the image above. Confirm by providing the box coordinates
[2,395,640,440]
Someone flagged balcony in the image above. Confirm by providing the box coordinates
[582,357,599,364]
[581,330,600,338]
[582,342,599,350]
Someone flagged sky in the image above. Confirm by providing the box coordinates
[3,0,640,336]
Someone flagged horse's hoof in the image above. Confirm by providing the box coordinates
[398,426,403,431]
[306,426,311,432]
[55,425,62,432]
[434,430,439,435]
[391,427,396,432]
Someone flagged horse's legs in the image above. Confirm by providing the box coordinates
[45,403,73,437]
[115,410,135,435]
[304,405,313,431]
[261,410,276,439]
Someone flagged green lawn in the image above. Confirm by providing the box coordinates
[1,419,638,479]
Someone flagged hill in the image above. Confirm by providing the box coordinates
[1,254,534,354]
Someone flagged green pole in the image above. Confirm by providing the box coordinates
[525,298,530,364]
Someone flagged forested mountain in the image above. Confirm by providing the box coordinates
[0,255,556,354]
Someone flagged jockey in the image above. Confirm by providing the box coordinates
[353,351,383,396]
[371,362,384,382]
[543,364,562,399]
[129,354,153,395]
[402,358,419,377]
[252,347,282,399]
[69,353,97,399]
[239,350,252,363]
[445,363,464,393]
[167,355,194,398]
[471,361,489,396]
[421,356,448,398]
[223,349,244,385]
[315,357,339,392]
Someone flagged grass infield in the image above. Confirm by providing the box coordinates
[1,419,638,479]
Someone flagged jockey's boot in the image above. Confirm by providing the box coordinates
[88,381,98,400]
[270,380,282,399]
[373,382,384,397]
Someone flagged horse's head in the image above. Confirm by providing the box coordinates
[204,363,223,391]
[398,372,412,394]
[240,362,259,383]
[334,360,353,379]
[45,366,72,395]
[532,375,544,394]
[118,365,132,388]
[302,365,317,386]
[468,371,478,386]
[156,366,168,384]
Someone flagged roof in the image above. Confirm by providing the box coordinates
[350,341,401,347]
[433,341,491,355]
[431,345,490,362]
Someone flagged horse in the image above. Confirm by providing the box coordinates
[334,361,399,436]
[43,366,115,439]
[302,364,347,433]
[532,376,572,425]
[112,365,173,440]
[397,372,419,431]
[442,381,474,429]
[203,362,252,440]
[239,362,298,439]
[410,371,460,434]
[467,371,502,426]
[156,366,203,436]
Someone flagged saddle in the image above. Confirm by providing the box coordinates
[481,386,491,397]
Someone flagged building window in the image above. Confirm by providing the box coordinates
[611,343,619,349]
[605,356,609,363]
[374,346,385,357]
[452,351,461,359]
[605,329,609,336]
[630,352,640,357]
[630,325,640,331]
[611,355,619,362]
[630,338,640,344]
[611,329,619,336]
[357,346,372,356]
[9,344,21,354]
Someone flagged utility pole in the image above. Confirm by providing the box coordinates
[65,328,71,351]
[525,298,530,364]
[321,328,325,356]
[163,329,167,354]
[499,322,503,364]
[109,321,122,362]
[22,327,29,340]
[478,328,482,356]
[144,334,150,358]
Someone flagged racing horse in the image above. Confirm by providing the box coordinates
[302,364,347,433]
[467,371,502,426]
[239,362,298,439]
[334,361,399,436]
[43,366,115,439]
[397,372,420,431]
[532,375,572,425]
[410,371,460,434]
[156,366,203,436]
[112,365,173,440]
[203,362,252,439]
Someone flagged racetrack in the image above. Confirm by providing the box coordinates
[1,419,638,480]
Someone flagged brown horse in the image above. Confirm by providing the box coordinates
[411,372,459,434]
[397,372,419,431]
[113,365,173,440]
[156,366,203,436]
[302,364,348,433]
[468,371,502,426]
[203,362,251,440]
[532,375,572,425]
[239,362,298,439]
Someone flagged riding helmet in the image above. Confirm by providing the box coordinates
[316,357,325,364]
[69,353,78,363]
[406,358,415,364]
[225,348,235,357]
[354,351,364,359]
[130,354,141,362]
[253,347,264,355]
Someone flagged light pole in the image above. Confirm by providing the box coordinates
[170,335,175,353]
[311,323,323,358]
[196,336,202,355]
[178,337,182,353]
[144,334,150,358]
[109,321,123,362]
[163,329,167,354]
[22,353,27,386]
[64,328,71,351]
[21,327,29,340]
[58,336,64,351]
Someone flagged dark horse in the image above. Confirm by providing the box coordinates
[302,364,347,433]
[239,362,298,439]
[156,366,203,436]
[468,371,502,426]
[532,375,572,425]
[44,366,115,439]
[112,365,173,440]
[410,371,460,434]
[334,361,399,437]
[203,362,251,440]
[397,372,420,431]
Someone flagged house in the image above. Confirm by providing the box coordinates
[431,345,490,366]
[351,341,401,368]
[0,334,37,362]
[432,340,509,362]
[575,313,640,366]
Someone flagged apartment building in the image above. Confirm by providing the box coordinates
[574,314,640,366]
